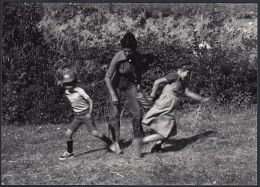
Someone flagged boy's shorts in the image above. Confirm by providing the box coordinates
[68,110,97,132]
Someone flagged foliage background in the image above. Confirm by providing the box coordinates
[2,3,257,125]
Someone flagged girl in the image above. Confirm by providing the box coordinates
[59,70,119,160]
[134,59,210,158]
[104,32,144,153]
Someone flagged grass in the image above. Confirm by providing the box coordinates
[1,105,257,185]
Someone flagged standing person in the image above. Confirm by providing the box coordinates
[59,70,119,160]
[134,59,210,158]
[105,32,144,153]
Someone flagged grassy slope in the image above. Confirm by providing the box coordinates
[1,106,257,185]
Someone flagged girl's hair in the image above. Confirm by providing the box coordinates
[120,32,137,49]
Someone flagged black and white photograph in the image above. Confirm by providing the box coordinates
[1,2,257,185]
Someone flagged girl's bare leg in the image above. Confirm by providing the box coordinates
[134,133,164,158]
[151,138,169,153]
[143,134,165,144]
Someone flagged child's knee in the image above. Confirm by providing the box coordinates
[65,129,73,139]
[91,130,102,137]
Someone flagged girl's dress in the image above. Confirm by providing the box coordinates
[142,71,186,138]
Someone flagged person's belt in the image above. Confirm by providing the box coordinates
[75,109,89,116]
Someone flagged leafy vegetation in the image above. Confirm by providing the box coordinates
[2,3,257,125]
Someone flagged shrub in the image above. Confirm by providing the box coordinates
[2,3,257,125]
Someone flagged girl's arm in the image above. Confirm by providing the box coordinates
[150,77,168,98]
[184,88,210,102]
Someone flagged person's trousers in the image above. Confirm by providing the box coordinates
[108,82,144,143]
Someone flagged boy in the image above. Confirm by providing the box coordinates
[59,70,120,160]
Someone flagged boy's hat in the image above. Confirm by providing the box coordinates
[62,71,77,83]
[174,59,195,70]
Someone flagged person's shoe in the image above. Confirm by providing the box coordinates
[134,138,144,158]
[151,144,166,153]
[109,142,122,155]
[59,151,75,160]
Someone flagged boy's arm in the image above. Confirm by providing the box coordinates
[77,88,93,117]
[105,53,120,104]
[150,77,168,98]
[135,53,143,90]
[86,97,93,116]
[184,88,210,102]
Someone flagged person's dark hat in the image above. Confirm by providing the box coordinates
[62,71,77,83]
[174,59,194,70]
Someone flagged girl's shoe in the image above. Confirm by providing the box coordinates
[59,151,75,160]
[151,144,166,153]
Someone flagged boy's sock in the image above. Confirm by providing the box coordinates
[67,140,73,153]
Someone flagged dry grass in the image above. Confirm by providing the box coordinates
[1,105,257,185]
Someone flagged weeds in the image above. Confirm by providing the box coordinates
[2,3,257,125]
[1,106,257,185]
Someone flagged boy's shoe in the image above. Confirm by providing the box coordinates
[134,138,144,158]
[59,151,75,160]
[109,143,122,155]
[151,144,166,153]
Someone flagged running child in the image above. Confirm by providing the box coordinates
[59,70,120,160]
[134,59,210,158]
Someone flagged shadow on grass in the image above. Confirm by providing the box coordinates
[75,148,106,157]
[142,130,216,157]
[163,130,216,152]
[75,140,133,157]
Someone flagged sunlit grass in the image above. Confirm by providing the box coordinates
[1,106,257,185]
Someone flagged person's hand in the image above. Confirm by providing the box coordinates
[150,93,156,99]
[111,94,118,105]
[57,80,63,86]
[136,84,141,91]
[147,96,154,102]
[201,97,210,103]
[86,113,92,118]
[148,94,155,102]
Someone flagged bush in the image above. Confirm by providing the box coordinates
[2,3,257,125]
